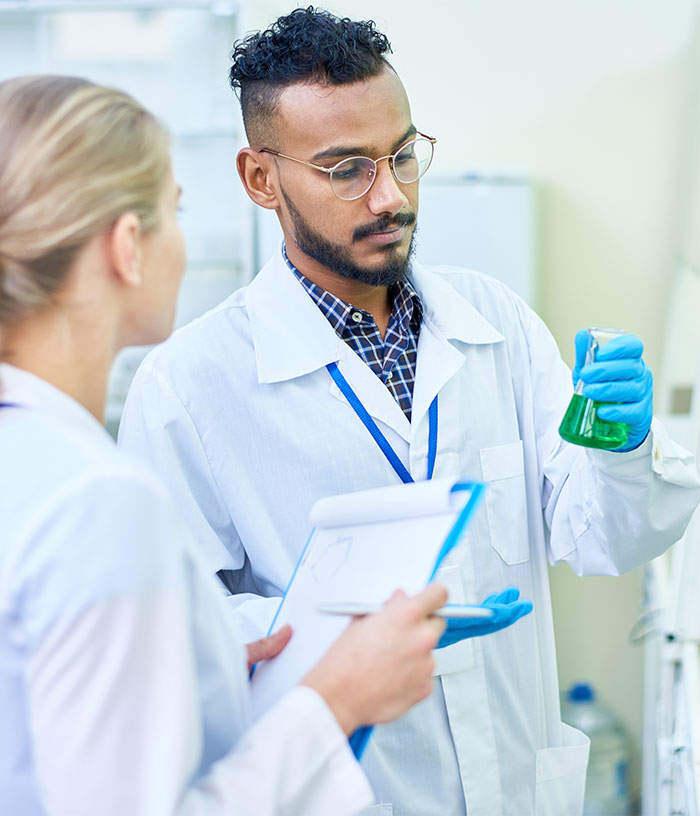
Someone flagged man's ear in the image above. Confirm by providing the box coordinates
[108,212,142,288]
[237,148,281,210]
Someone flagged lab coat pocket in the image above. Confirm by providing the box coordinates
[535,723,589,816]
[479,441,529,565]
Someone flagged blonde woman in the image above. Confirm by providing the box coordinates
[0,75,446,816]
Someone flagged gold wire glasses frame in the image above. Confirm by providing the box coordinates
[258,131,437,201]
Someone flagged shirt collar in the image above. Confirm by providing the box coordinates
[282,242,423,338]
[0,363,111,441]
[393,275,423,334]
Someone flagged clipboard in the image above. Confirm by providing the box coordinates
[249,478,486,757]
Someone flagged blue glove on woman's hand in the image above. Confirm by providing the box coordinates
[573,330,653,452]
[436,586,533,649]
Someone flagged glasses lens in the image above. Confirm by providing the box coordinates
[330,157,376,200]
[393,138,434,183]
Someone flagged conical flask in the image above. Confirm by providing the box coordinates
[559,327,629,450]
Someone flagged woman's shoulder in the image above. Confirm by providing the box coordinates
[2,406,165,507]
[1,409,185,613]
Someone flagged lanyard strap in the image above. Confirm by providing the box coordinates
[427,391,438,480]
[326,362,438,483]
[326,362,438,759]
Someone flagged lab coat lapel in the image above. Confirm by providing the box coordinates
[411,319,466,435]
[330,345,412,443]
[409,262,505,433]
[246,248,412,443]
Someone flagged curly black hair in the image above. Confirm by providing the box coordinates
[229,6,392,146]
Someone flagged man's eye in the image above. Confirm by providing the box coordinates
[395,148,416,163]
[333,166,364,180]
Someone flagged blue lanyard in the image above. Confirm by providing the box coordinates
[327,360,438,760]
[326,362,438,482]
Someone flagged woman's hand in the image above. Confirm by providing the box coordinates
[246,624,293,673]
[301,583,448,734]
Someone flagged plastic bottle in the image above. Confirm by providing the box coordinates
[560,683,631,816]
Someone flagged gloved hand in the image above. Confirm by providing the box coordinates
[573,330,653,452]
[436,586,532,649]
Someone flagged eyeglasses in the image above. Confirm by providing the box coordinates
[258,132,437,201]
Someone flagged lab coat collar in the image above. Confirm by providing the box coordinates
[246,249,504,385]
[408,261,505,346]
[0,363,112,441]
[247,252,414,441]
[404,262,504,433]
[246,247,351,384]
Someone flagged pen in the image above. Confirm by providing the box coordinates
[316,601,493,619]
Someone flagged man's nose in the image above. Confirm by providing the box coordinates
[365,159,409,217]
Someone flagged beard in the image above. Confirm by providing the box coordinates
[281,187,417,287]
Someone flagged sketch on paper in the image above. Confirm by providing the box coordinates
[307,535,354,583]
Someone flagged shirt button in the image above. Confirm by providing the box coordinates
[351,311,363,323]
[387,371,394,381]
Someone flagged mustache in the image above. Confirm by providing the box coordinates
[353,211,416,242]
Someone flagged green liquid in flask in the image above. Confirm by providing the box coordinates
[559,393,628,450]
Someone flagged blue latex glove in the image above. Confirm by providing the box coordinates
[573,330,653,452]
[436,586,532,648]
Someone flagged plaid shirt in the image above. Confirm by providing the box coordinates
[283,245,423,421]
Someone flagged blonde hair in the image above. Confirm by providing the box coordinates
[0,75,171,324]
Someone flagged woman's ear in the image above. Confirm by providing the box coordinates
[108,212,142,288]
[237,148,281,210]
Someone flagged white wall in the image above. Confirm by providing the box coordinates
[247,0,700,802]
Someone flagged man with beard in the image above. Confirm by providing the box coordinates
[119,7,700,815]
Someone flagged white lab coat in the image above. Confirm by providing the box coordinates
[0,363,372,816]
[119,251,700,816]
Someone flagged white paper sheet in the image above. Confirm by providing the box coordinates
[249,480,477,721]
